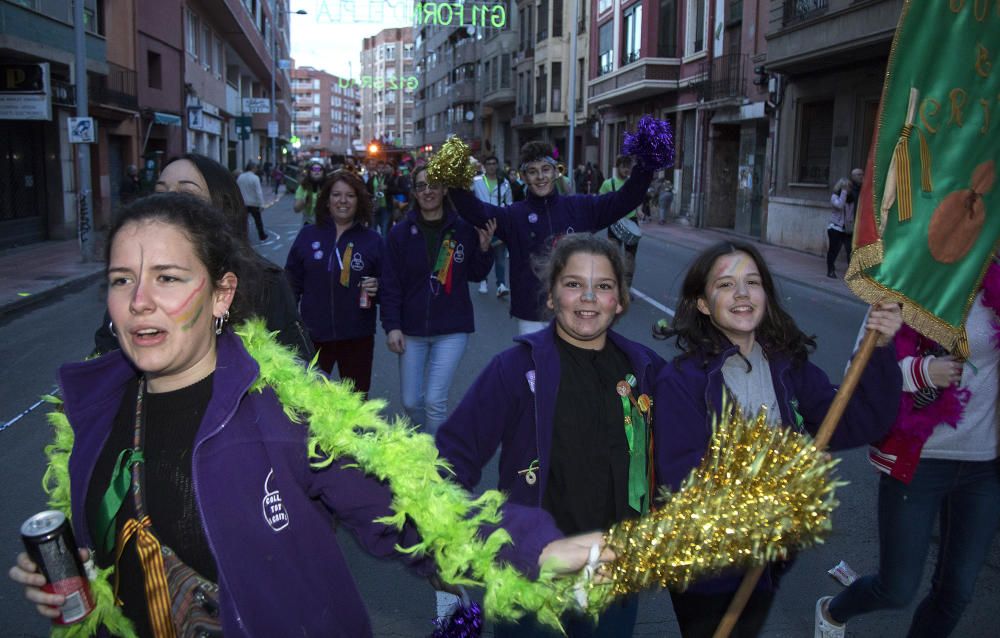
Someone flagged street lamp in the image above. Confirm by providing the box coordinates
[270,3,307,170]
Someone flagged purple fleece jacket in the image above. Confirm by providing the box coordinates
[58,331,562,636]
[284,222,382,342]
[380,208,493,336]
[448,165,653,321]
[436,323,665,508]
[654,342,902,594]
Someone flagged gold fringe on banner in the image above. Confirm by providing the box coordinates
[918,128,933,193]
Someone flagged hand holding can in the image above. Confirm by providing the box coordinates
[15,511,94,624]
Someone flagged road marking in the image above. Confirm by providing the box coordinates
[258,230,281,247]
[631,287,675,316]
[1,388,59,433]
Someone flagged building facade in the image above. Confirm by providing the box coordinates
[360,26,415,150]
[291,65,360,157]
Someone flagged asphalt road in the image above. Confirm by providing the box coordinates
[1,194,996,636]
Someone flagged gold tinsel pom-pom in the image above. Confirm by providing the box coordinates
[426,135,478,190]
[587,403,842,607]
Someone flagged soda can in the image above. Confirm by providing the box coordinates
[21,510,95,625]
[359,278,372,309]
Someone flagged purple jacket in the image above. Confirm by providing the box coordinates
[380,209,493,336]
[436,323,665,508]
[285,222,382,342]
[654,342,902,594]
[449,166,654,321]
[58,331,562,636]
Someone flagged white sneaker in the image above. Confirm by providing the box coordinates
[815,596,846,638]
[496,283,509,298]
[478,281,488,294]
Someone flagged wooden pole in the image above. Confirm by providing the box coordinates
[711,329,881,638]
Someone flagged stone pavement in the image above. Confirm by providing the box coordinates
[0,204,854,318]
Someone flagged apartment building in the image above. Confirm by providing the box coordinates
[291,65,361,157]
[360,27,415,150]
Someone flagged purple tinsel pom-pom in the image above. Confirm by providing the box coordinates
[622,115,675,170]
[431,601,484,638]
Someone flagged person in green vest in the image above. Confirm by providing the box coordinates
[600,155,645,288]
[294,159,325,224]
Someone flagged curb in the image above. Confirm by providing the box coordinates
[0,269,105,321]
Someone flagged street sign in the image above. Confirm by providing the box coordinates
[278,59,292,70]
[242,97,270,113]
[67,117,96,143]
[267,120,278,138]
[235,115,252,141]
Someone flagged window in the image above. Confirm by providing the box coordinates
[147,51,162,89]
[536,65,547,113]
[551,62,561,112]
[404,44,414,59]
[553,0,563,36]
[386,44,396,59]
[313,79,320,89]
[537,0,549,41]
[686,0,707,55]
[485,60,492,92]
[658,0,678,57]
[576,57,584,110]
[623,3,642,64]
[215,39,224,77]
[84,0,105,36]
[501,53,511,88]
[202,25,212,70]
[313,94,320,105]
[186,10,201,59]
[598,21,614,75]
[598,0,612,13]
[796,100,834,184]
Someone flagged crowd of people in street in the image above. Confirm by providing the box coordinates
[10,134,998,638]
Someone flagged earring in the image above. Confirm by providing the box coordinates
[214,310,230,335]
[108,320,117,338]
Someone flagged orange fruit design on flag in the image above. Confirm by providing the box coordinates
[928,161,995,264]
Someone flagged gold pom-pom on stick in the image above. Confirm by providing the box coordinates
[426,135,478,190]
[584,401,841,609]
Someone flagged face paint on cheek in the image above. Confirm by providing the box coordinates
[166,277,206,317]
[179,303,205,332]
[169,278,209,331]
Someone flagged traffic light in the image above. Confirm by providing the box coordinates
[753,65,769,87]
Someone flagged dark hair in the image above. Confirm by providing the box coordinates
[671,241,815,365]
[314,171,373,228]
[106,192,260,324]
[481,154,499,164]
[535,233,631,318]
[164,154,248,239]
[519,141,554,167]
[615,155,633,168]
[299,160,325,192]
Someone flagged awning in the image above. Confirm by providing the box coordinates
[153,111,182,126]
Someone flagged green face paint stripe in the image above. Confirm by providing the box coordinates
[180,303,204,331]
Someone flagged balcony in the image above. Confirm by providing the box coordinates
[765,0,903,73]
[588,58,681,107]
[451,79,477,102]
[512,112,534,127]
[482,86,516,107]
[698,53,746,103]
[89,64,138,111]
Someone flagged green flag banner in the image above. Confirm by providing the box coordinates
[846,0,1000,355]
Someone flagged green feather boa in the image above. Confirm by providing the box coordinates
[40,320,588,637]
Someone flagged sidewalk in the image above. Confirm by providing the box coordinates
[0,192,287,319]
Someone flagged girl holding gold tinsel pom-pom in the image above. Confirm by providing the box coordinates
[653,240,903,637]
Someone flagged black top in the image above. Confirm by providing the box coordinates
[415,213,446,270]
[86,374,216,637]
[543,336,633,535]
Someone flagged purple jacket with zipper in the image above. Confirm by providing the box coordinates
[448,166,653,321]
[380,208,493,336]
[654,342,902,594]
[59,331,563,636]
[285,222,382,342]
[436,323,665,508]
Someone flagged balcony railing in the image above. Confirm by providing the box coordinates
[621,51,640,67]
[783,0,828,25]
[89,63,138,110]
[699,53,747,102]
[52,79,76,107]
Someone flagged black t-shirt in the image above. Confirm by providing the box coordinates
[86,374,216,637]
[543,336,633,535]
[414,214,446,271]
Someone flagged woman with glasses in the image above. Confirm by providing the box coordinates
[449,141,654,334]
[381,165,495,433]
[285,171,382,395]
[294,160,326,224]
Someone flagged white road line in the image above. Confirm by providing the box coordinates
[1,388,59,433]
[630,287,675,316]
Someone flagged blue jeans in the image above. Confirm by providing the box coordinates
[829,459,1000,637]
[491,242,507,286]
[493,596,638,637]
[398,332,469,434]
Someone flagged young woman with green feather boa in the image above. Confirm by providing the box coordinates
[9,193,614,637]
